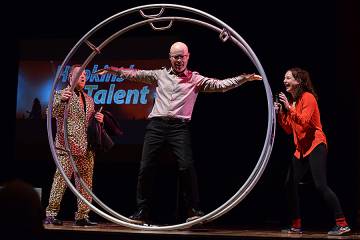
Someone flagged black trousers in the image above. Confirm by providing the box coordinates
[285,143,344,221]
[136,118,200,210]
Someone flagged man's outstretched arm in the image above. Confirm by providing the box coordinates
[197,73,262,92]
[96,66,159,85]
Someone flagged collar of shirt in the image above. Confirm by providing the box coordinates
[74,89,81,97]
[169,68,191,77]
[169,68,193,82]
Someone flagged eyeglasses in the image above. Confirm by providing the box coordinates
[170,54,188,60]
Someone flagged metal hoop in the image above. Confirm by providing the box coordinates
[47,4,276,230]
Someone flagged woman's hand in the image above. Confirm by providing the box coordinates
[274,101,283,113]
[279,92,290,110]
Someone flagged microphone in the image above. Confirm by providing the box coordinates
[275,94,280,114]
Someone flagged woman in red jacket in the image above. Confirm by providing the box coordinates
[275,67,350,236]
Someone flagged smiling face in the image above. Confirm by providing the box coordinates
[69,66,87,91]
[283,70,300,96]
[169,42,190,74]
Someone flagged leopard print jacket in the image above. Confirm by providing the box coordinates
[52,89,95,156]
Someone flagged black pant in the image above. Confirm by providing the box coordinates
[136,118,200,210]
[285,143,344,221]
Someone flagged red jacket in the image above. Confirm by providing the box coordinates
[278,92,327,159]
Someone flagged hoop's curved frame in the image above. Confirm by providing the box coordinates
[47,4,276,230]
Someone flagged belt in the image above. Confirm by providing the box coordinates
[151,116,190,123]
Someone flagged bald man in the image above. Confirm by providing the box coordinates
[97,42,262,224]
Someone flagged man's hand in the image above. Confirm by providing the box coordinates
[95,112,104,123]
[60,88,72,102]
[94,68,109,75]
[243,73,262,81]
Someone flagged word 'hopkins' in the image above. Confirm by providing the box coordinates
[57,64,153,105]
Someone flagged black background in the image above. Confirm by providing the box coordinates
[1,0,359,230]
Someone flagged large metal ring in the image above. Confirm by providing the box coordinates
[47,4,276,230]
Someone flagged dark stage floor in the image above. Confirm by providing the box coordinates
[44,221,359,240]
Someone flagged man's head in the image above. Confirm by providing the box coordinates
[169,42,190,74]
[69,64,87,91]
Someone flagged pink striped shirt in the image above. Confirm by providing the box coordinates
[111,67,248,121]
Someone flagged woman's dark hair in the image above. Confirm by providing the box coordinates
[289,67,318,101]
